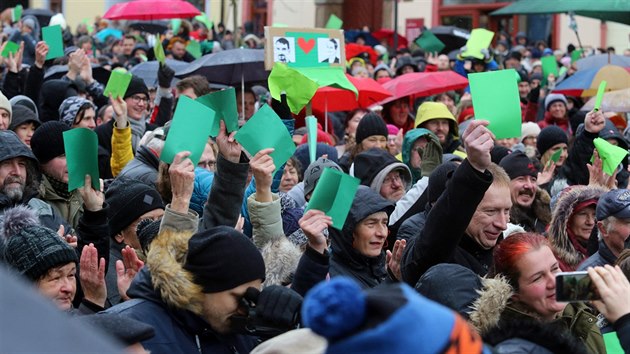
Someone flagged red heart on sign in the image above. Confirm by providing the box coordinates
[298,38,315,54]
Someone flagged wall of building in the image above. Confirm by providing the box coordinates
[271,0,316,28]
[62,0,106,32]
[607,22,630,53]
[396,0,433,31]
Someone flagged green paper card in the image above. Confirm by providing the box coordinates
[306,168,360,229]
[593,137,628,175]
[415,30,445,54]
[12,5,23,22]
[541,56,559,78]
[234,104,296,170]
[103,70,132,99]
[1,41,19,58]
[294,66,358,97]
[603,332,624,354]
[286,31,329,68]
[469,69,521,139]
[196,87,239,135]
[268,63,319,114]
[594,80,607,111]
[161,95,216,166]
[194,12,213,30]
[154,41,166,64]
[461,28,494,60]
[186,40,202,59]
[63,128,100,191]
[550,148,563,164]
[42,25,64,60]
[571,49,583,63]
[325,14,343,29]
[83,19,94,34]
[171,19,181,35]
[306,116,318,164]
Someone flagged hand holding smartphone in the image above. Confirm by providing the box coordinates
[556,271,601,302]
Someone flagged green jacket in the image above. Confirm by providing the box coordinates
[39,175,83,230]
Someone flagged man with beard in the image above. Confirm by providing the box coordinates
[0,131,71,232]
[499,151,551,233]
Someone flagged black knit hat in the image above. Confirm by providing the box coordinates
[2,206,77,281]
[499,151,538,180]
[355,113,388,145]
[105,178,164,238]
[136,218,161,253]
[8,105,41,131]
[184,226,266,293]
[536,125,568,156]
[123,75,149,100]
[30,121,68,164]
[490,145,512,164]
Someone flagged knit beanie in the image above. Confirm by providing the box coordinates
[124,75,149,100]
[536,125,568,156]
[8,105,41,131]
[499,151,538,180]
[544,93,568,111]
[302,277,488,354]
[9,95,38,117]
[58,96,97,128]
[303,157,343,198]
[386,124,399,136]
[30,121,69,164]
[520,121,541,142]
[136,218,162,253]
[184,226,266,293]
[293,143,339,178]
[355,113,388,145]
[2,206,77,281]
[105,178,164,238]
[490,145,512,164]
[0,90,12,125]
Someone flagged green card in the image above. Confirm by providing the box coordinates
[12,5,23,22]
[550,148,563,164]
[306,168,360,229]
[603,332,624,354]
[571,49,583,63]
[541,56,559,78]
[273,23,288,27]
[294,66,358,97]
[268,63,319,114]
[286,31,328,68]
[234,104,296,170]
[171,19,181,35]
[194,12,213,30]
[154,41,166,64]
[469,69,521,139]
[42,25,64,60]
[186,40,202,59]
[306,116,318,164]
[1,41,19,58]
[161,95,216,166]
[325,14,343,29]
[594,80,607,111]
[593,137,628,175]
[103,70,133,99]
[415,30,445,54]
[461,28,494,60]
[196,87,239,135]
[63,128,100,191]
[82,18,94,34]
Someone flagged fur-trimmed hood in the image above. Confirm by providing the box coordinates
[509,188,551,233]
[468,276,514,335]
[547,185,606,269]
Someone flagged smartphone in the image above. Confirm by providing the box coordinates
[556,271,600,302]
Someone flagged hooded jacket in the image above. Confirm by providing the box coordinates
[38,175,83,230]
[330,186,395,289]
[118,145,161,187]
[509,188,551,234]
[469,276,605,354]
[401,128,442,183]
[547,185,606,271]
[414,102,462,154]
[105,207,259,354]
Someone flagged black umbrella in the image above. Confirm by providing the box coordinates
[130,59,189,88]
[430,26,470,54]
[44,64,112,85]
[174,48,268,86]
[128,21,169,34]
[23,8,54,28]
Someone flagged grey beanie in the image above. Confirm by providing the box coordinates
[544,93,568,111]
[303,157,342,198]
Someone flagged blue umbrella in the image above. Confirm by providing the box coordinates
[344,30,379,47]
[95,28,123,42]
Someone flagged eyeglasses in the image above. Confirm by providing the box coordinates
[129,95,149,104]
[383,173,403,186]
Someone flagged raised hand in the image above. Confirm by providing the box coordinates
[250,148,275,202]
[34,41,48,69]
[115,246,144,302]
[462,119,495,172]
[6,41,24,73]
[588,265,630,323]
[386,239,406,281]
[78,175,104,211]
[537,161,556,186]
[169,151,195,213]
[79,243,107,307]
[110,94,128,126]
[584,109,606,134]
[216,120,242,163]
[298,209,332,254]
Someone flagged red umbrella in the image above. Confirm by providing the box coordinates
[371,29,408,49]
[345,43,379,66]
[103,0,201,20]
[311,74,393,112]
[378,71,469,105]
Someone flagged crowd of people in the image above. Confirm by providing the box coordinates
[1,8,630,354]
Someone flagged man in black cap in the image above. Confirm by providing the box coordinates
[499,151,551,234]
[579,189,630,270]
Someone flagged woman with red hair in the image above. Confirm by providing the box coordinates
[469,233,605,354]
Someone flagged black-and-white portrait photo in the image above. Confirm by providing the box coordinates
[273,36,295,63]
[318,38,340,63]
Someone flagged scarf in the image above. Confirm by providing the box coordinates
[45,173,71,199]
[129,116,147,153]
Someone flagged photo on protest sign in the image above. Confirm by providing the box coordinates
[264,27,345,70]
